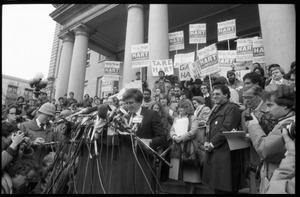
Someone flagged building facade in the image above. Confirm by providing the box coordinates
[2,74,33,106]
[48,4,295,101]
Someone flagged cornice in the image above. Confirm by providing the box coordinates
[72,23,97,37]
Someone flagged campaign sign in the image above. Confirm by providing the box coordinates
[169,31,184,51]
[131,43,150,68]
[189,23,206,44]
[191,60,202,80]
[236,38,253,62]
[102,79,113,92]
[218,50,236,67]
[151,59,174,76]
[252,38,266,64]
[174,52,195,68]
[217,19,236,42]
[104,61,121,81]
[197,44,220,76]
[178,63,192,81]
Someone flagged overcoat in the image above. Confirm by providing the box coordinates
[201,101,243,192]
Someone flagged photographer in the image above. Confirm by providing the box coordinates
[266,122,295,194]
[15,96,27,117]
[3,105,26,128]
[2,122,25,193]
[246,84,295,194]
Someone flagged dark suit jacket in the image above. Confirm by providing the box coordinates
[125,107,167,150]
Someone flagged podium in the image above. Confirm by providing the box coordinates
[75,127,171,194]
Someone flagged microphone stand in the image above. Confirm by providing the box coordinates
[122,128,172,194]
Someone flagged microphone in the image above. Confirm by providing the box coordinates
[131,115,143,133]
[90,104,109,141]
[112,107,128,122]
[81,106,99,114]
[63,106,98,120]
[98,104,109,119]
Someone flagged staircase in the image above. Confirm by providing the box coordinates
[158,179,214,194]
[158,179,250,194]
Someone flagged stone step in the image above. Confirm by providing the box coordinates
[157,179,250,194]
[158,179,214,194]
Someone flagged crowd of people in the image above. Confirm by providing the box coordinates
[1,61,295,194]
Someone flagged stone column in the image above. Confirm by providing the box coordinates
[147,4,169,92]
[258,4,295,72]
[122,4,144,89]
[67,25,94,101]
[55,32,74,100]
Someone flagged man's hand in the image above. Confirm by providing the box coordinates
[10,131,25,149]
[198,120,206,126]
[204,141,214,152]
[172,135,182,144]
[33,137,45,146]
[282,127,295,155]
[246,112,259,127]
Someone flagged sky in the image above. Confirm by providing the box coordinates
[2,4,56,80]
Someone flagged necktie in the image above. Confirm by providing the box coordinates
[40,123,45,130]
[129,113,136,126]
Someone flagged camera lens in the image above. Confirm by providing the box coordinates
[288,122,295,140]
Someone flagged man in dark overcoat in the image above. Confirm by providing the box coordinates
[202,84,244,193]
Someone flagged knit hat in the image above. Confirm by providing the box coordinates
[227,70,235,76]
[158,70,165,75]
[17,96,25,102]
[38,103,56,116]
[192,96,206,105]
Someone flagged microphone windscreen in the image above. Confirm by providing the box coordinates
[98,104,108,119]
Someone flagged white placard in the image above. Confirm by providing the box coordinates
[252,37,266,64]
[218,50,236,67]
[131,43,150,68]
[178,63,192,81]
[104,61,121,81]
[174,118,189,136]
[217,19,236,42]
[174,52,195,68]
[236,38,253,62]
[196,44,220,76]
[101,80,113,92]
[151,59,174,76]
[124,81,143,93]
[169,31,184,51]
[189,23,206,44]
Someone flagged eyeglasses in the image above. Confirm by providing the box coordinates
[242,96,255,100]
[200,87,207,90]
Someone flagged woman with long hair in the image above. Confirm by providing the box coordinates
[169,99,201,194]
[149,101,172,182]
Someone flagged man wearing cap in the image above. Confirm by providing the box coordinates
[19,103,56,166]
[227,70,244,103]
[153,70,171,95]
[18,102,58,193]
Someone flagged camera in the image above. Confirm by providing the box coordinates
[16,115,27,123]
[244,114,253,121]
[281,122,295,141]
